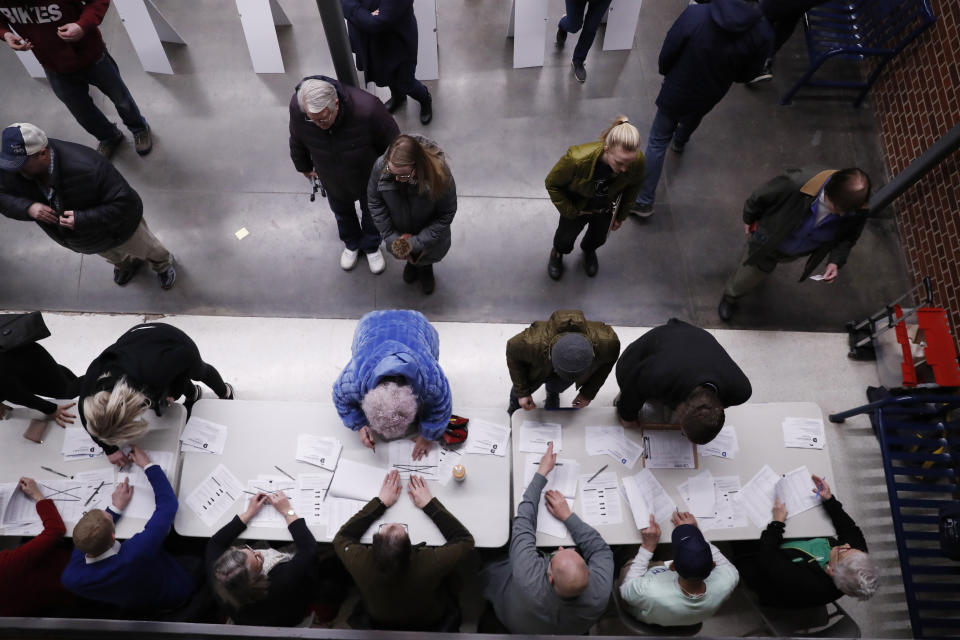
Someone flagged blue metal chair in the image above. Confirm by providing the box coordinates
[781,0,937,107]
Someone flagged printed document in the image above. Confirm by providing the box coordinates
[295,472,333,525]
[782,417,826,449]
[622,468,676,524]
[686,470,716,518]
[736,464,780,528]
[295,434,342,470]
[462,419,510,456]
[388,438,440,480]
[579,471,622,526]
[523,453,579,497]
[61,427,103,460]
[245,475,296,527]
[180,417,229,455]
[518,420,562,453]
[775,466,821,517]
[642,430,696,469]
[585,425,643,468]
[698,425,739,459]
[185,464,244,528]
[328,458,388,501]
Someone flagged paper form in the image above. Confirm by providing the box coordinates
[532,493,575,538]
[518,420,562,453]
[687,470,716,518]
[117,451,174,489]
[462,419,510,456]
[621,475,651,528]
[678,474,747,530]
[736,464,780,528]
[622,468,676,524]
[61,427,103,460]
[388,439,440,480]
[437,446,464,486]
[523,454,579,497]
[698,425,740,459]
[185,464,243,528]
[325,496,384,542]
[327,458,389,502]
[579,471,622,526]
[295,434,342,470]
[585,425,644,468]
[775,466,821,517]
[180,417,229,455]
[782,417,826,449]
[245,475,296,528]
[642,430,697,469]
[295,472,333,525]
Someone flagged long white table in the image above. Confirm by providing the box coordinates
[511,404,837,546]
[0,401,186,539]
[175,401,511,547]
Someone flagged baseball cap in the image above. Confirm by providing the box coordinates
[551,333,594,381]
[0,123,48,171]
[671,524,714,579]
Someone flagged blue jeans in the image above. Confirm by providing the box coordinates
[46,51,147,143]
[327,192,381,253]
[635,108,704,206]
[559,0,613,63]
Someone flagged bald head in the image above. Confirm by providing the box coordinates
[549,548,589,598]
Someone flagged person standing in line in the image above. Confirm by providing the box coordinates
[341,0,433,125]
[546,116,645,280]
[0,340,82,427]
[0,0,152,157]
[555,0,614,83]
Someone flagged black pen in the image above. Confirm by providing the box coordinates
[41,466,72,479]
[587,464,608,483]
[84,481,105,506]
[274,465,295,481]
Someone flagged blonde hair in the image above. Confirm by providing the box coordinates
[73,509,114,556]
[83,377,149,446]
[384,135,450,198]
[297,78,337,114]
[599,116,640,153]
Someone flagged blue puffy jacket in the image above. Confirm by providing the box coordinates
[656,0,773,117]
[333,310,452,440]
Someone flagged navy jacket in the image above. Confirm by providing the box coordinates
[341,0,418,87]
[289,75,399,202]
[656,0,773,117]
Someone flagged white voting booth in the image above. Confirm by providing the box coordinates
[236,0,290,74]
[603,0,642,50]
[414,0,439,80]
[113,0,184,74]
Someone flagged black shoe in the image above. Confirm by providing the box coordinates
[544,392,560,410]
[113,259,144,285]
[402,262,419,283]
[718,295,737,322]
[583,250,599,277]
[747,59,774,86]
[384,94,407,113]
[548,250,564,280]
[158,265,177,290]
[419,98,433,125]
[134,124,153,156]
[572,60,587,83]
[419,264,435,295]
[184,384,202,417]
[631,201,654,218]
[556,25,567,47]
[96,132,124,159]
[670,140,685,154]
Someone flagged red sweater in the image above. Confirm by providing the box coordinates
[0,498,73,616]
[0,0,109,73]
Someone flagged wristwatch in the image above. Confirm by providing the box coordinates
[286,509,296,517]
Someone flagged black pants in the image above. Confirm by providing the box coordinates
[552,209,613,254]
[389,61,431,105]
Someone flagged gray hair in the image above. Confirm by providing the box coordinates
[212,548,270,608]
[831,550,879,600]
[297,79,337,114]
[361,381,417,439]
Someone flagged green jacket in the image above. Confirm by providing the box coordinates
[506,310,621,400]
[742,169,869,281]
[545,142,645,222]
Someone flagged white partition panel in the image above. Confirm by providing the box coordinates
[603,0,642,50]
[414,0,438,80]
[510,0,548,69]
[114,0,184,74]
[235,0,288,73]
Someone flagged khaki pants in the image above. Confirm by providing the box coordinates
[723,244,802,298]
[98,218,172,272]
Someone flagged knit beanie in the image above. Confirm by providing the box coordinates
[551,333,594,381]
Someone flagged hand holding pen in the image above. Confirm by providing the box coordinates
[811,474,832,500]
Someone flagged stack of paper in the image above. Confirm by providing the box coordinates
[2,484,41,534]
[328,458,388,501]
[522,453,580,538]
[245,475,296,527]
[585,425,644,468]
[180,417,229,455]
[678,475,747,531]
[735,464,780,528]
[295,434,342,470]
[775,466,822,517]
[642,430,696,469]
[782,417,826,449]
[685,470,717,518]
[388,439,440,480]
[621,469,677,525]
[698,425,740,459]
[184,464,244,528]
[579,471,622,526]
[518,420,562,453]
[462,419,510,456]
[61,427,103,460]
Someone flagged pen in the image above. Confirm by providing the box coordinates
[587,464,608,483]
[274,465,295,481]
[41,466,72,479]
[84,481,105,506]
[531,462,564,466]
[815,477,826,498]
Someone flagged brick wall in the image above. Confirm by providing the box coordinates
[871,0,960,355]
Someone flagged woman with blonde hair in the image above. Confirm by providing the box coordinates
[368,134,456,295]
[545,116,645,280]
[79,323,234,466]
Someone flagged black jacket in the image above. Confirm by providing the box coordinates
[736,496,868,607]
[289,75,399,202]
[205,515,320,627]
[0,342,81,415]
[78,323,204,455]
[0,139,142,254]
[341,0,418,87]
[615,319,752,421]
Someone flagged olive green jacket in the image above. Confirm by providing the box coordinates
[506,310,621,400]
[545,141,645,222]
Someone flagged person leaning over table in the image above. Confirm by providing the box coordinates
[78,322,235,467]
[0,339,82,427]
[0,477,73,616]
[734,474,879,606]
[334,470,475,631]
[207,490,346,626]
[333,309,451,461]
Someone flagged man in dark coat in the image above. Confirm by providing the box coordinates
[289,76,399,273]
[718,167,871,321]
[340,0,433,125]
[632,0,773,215]
[0,123,175,288]
[615,319,752,444]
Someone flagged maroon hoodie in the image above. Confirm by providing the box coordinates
[0,0,109,73]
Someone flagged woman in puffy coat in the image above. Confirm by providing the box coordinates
[333,309,451,460]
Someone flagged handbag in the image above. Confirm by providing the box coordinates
[0,311,51,352]
[442,414,469,445]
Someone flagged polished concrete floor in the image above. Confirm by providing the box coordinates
[0,0,910,331]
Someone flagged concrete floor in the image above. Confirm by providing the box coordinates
[0,0,910,330]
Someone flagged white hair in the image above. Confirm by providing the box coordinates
[361,381,418,439]
[831,550,879,600]
[297,79,337,114]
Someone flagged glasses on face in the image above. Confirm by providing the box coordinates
[305,110,335,125]
[388,165,415,180]
[378,523,409,534]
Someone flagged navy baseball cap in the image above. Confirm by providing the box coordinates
[0,123,48,171]
[671,524,714,579]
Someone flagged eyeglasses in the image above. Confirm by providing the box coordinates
[378,523,409,533]
[388,165,415,180]
[305,110,336,125]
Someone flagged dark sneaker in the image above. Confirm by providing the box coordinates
[718,295,737,322]
[96,133,124,159]
[556,25,567,48]
[548,250,564,280]
[419,98,433,125]
[747,59,774,85]
[583,250,599,277]
[134,125,153,156]
[572,60,587,83]
[402,261,419,283]
[419,264,435,295]
[631,201,654,217]
[545,392,560,410]
[113,258,144,286]
[384,94,407,113]
[670,140,685,154]
[158,265,177,290]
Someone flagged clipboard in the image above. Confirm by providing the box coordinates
[639,423,699,469]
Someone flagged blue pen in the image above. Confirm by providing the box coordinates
[815,477,826,498]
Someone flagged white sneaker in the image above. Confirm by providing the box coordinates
[340,247,359,270]
[366,247,386,274]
